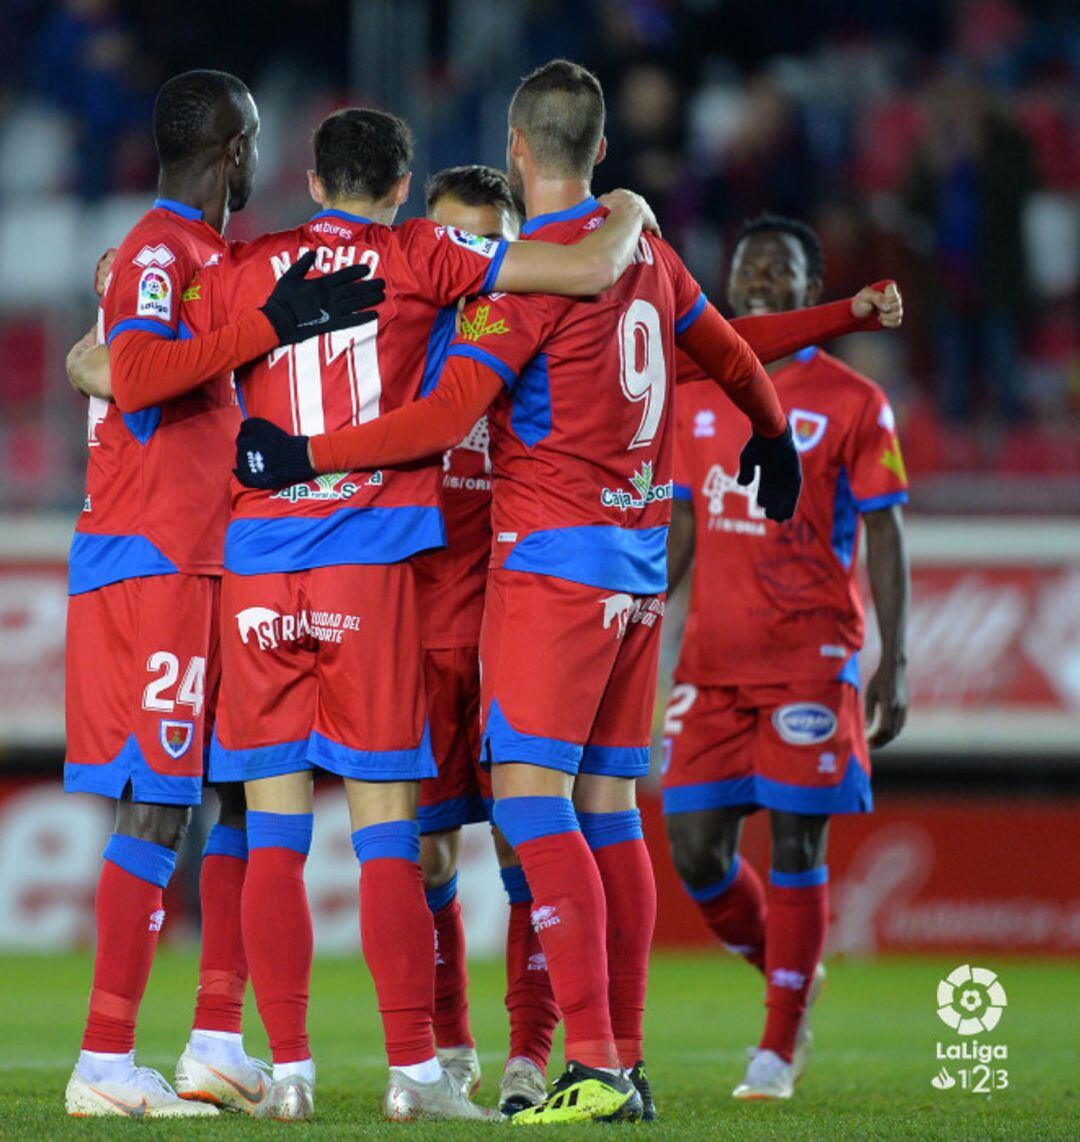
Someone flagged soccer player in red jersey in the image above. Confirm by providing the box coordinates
[62,71,381,1119]
[662,213,910,1100]
[206,108,656,1122]
[234,60,825,1123]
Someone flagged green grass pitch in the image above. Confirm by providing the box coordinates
[0,950,1075,1137]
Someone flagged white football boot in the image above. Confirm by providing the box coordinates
[254,1074,315,1120]
[66,1062,218,1118]
[174,1046,271,1113]
[732,1049,795,1101]
[384,1067,500,1121]
[498,1057,548,1116]
[436,1045,482,1096]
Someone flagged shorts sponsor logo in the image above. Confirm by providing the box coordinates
[445,226,500,259]
[790,408,828,453]
[702,463,766,534]
[600,593,664,638]
[148,908,166,932]
[235,605,361,650]
[772,702,837,745]
[459,304,509,342]
[531,904,561,932]
[136,268,171,321]
[601,460,674,511]
[527,951,548,971]
[133,244,175,268]
[159,719,194,759]
[270,472,361,503]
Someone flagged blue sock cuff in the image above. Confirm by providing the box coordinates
[577,809,643,851]
[247,811,313,855]
[770,865,829,889]
[352,819,420,865]
[493,796,579,850]
[683,855,741,902]
[425,871,458,914]
[500,864,532,904]
[203,823,248,861]
[103,834,177,889]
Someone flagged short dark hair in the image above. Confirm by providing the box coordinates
[313,108,414,202]
[509,59,605,179]
[425,165,517,217]
[733,212,825,281]
[154,70,251,168]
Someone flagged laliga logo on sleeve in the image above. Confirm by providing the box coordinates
[937,964,1007,1035]
[772,703,837,745]
[137,268,172,321]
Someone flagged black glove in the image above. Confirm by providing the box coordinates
[235,417,317,489]
[260,250,385,345]
[737,421,802,522]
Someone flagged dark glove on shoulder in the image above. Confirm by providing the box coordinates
[235,417,317,489]
[737,421,802,522]
[260,249,385,346]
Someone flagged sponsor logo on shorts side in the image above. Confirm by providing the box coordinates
[235,605,361,650]
[531,905,561,932]
[148,908,166,932]
[772,703,837,745]
[159,719,194,759]
[600,593,665,638]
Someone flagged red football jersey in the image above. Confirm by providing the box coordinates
[71,199,235,594]
[674,348,908,685]
[412,414,493,649]
[442,196,706,596]
[218,210,508,574]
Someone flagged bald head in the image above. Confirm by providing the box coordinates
[509,59,605,180]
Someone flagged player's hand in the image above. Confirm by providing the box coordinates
[865,660,908,747]
[235,417,317,489]
[598,188,661,236]
[66,330,113,401]
[94,247,118,297]
[852,281,903,329]
[260,250,386,346]
[737,422,802,522]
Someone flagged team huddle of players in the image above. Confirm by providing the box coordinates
[62,58,907,1124]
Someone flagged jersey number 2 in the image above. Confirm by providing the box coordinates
[619,299,667,449]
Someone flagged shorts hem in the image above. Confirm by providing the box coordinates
[418,793,490,834]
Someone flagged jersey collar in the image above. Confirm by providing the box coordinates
[154,197,203,222]
[311,208,373,225]
[520,195,600,237]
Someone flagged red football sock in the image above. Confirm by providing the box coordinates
[760,875,829,1063]
[591,837,656,1068]
[693,856,767,973]
[193,851,248,1033]
[505,899,559,1069]
[431,896,473,1049]
[82,857,169,1053]
[514,831,617,1069]
[242,846,312,1063]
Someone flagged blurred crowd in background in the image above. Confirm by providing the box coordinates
[0,0,1077,512]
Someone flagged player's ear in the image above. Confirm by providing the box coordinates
[594,135,608,168]
[806,276,824,306]
[307,169,326,207]
[391,171,412,208]
[226,131,245,168]
[508,126,525,163]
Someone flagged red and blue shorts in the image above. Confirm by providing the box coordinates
[64,573,220,806]
[209,563,436,784]
[418,645,491,834]
[660,675,872,817]
[479,568,662,778]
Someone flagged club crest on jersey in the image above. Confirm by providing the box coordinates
[459,304,509,343]
[160,720,194,759]
[772,703,837,746]
[133,244,175,268]
[137,268,172,321]
[790,409,828,453]
[601,461,674,511]
[445,226,499,259]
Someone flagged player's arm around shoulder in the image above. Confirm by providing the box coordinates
[493,189,657,296]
